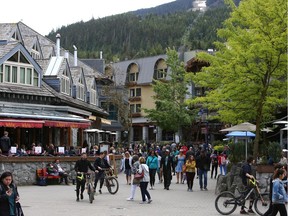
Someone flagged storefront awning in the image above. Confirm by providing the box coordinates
[44,120,91,128]
[0,119,45,128]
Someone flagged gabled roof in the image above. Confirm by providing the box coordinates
[0,41,42,74]
[70,67,86,88]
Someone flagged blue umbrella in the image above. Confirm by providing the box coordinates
[225,131,255,137]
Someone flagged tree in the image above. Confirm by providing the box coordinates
[144,48,194,140]
[186,0,287,158]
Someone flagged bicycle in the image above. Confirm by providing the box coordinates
[77,172,95,203]
[215,178,270,215]
[102,168,119,195]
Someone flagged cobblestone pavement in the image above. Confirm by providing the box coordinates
[19,173,245,216]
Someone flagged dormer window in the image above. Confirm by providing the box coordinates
[31,43,41,60]
[127,63,139,82]
[154,59,167,80]
[11,31,20,41]
[0,51,39,87]
[90,82,98,105]
[76,77,85,101]
[61,69,70,95]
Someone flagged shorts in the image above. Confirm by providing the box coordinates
[124,169,132,176]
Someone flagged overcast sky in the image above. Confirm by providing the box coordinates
[1,0,175,35]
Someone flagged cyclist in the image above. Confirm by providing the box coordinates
[94,151,111,194]
[240,155,256,215]
[74,153,97,201]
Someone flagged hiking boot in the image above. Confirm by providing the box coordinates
[147,199,152,204]
[99,189,102,194]
[248,209,255,214]
[240,209,249,215]
[80,194,83,200]
[76,197,79,202]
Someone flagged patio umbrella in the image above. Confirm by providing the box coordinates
[220,122,256,160]
[225,131,255,137]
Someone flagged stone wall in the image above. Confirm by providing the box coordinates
[0,155,122,185]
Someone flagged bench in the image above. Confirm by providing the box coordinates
[36,168,61,185]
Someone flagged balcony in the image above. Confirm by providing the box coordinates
[130,112,142,117]
[129,96,141,102]
[125,81,137,87]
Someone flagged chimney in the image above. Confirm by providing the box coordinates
[100,51,103,59]
[73,45,77,66]
[56,33,61,57]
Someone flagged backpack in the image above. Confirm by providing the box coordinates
[212,155,218,165]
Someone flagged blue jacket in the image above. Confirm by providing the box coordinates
[272,178,288,204]
[146,156,158,169]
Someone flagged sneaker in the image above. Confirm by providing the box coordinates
[139,201,146,204]
[76,197,79,202]
[126,197,134,201]
[99,189,102,194]
[149,187,153,190]
[248,209,255,214]
[147,199,152,204]
[204,188,208,191]
[240,209,249,215]
[80,194,83,200]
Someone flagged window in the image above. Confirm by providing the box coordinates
[130,104,141,113]
[0,51,39,86]
[154,59,167,80]
[130,88,141,97]
[61,69,70,95]
[127,63,139,82]
[90,82,98,105]
[101,102,117,120]
[0,65,3,82]
[31,43,41,59]
[76,77,85,101]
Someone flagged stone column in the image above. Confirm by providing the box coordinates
[142,126,148,143]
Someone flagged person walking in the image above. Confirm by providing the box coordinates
[175,149,185,184]
[146,150,158,190]
[269,168,287,216]
[239,156,256,214]
[138,156,152,204]
[196,150,211,191]
[160,149,173,190]
[93,151,111,194]
[121,151,132,185]
[126,155,140,201]
[74,153,96,201]
[185,154,196,191]
[0,171,20,216]
[210,150,218,179]
[0,131,11,156]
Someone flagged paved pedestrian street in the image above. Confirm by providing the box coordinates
[19,173,245,216]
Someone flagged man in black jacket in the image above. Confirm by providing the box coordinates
[93,151,111,194]
[0,131,11,156]
[196,150,211,191]
[74,153,96,201]
[160,149,173,190]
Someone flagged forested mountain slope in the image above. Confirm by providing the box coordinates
[46,0,239,61]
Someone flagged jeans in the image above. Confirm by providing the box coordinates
[219,164,227,175]
[198,169,207,189]
[139,182,151,202]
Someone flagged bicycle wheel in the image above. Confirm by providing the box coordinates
[106,177,119,195]
[215,191,238,215]
[87,183,94,203]
[254,192,270,216]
